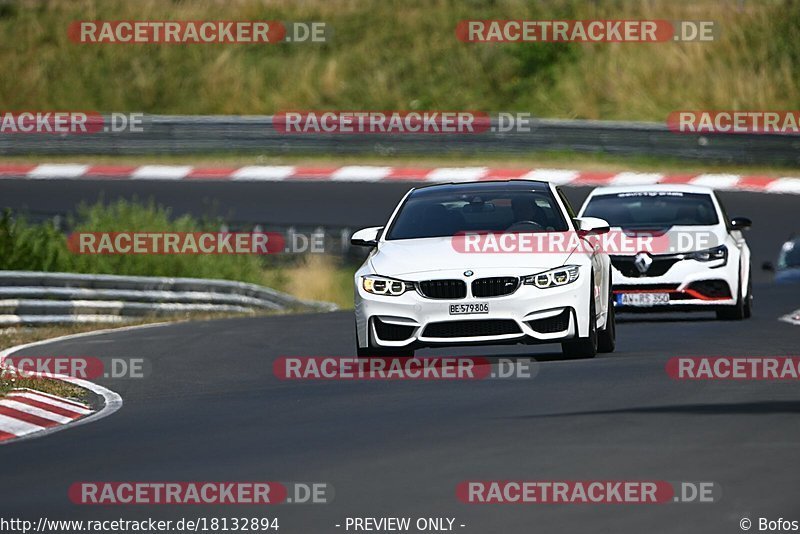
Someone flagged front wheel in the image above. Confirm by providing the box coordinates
[716,271,748,321]
[743,274,753,319]
[597,286,616,353]
[562,291,598,359]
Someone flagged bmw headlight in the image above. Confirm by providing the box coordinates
[362,275,414,296]
[522,265,581,289]
[687,245,727,264]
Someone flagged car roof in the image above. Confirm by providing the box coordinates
[586,184,716,197]
[410,180,551,196]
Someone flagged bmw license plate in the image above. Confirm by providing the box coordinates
[616,293,670,306]
[449,303,489,315]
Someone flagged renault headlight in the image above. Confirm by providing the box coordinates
[687,245,727,264]
[522,265,581,289]
[362,275,414,296]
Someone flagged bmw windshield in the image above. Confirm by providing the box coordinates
[387,186,570,240]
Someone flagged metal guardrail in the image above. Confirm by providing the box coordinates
[2,115,799,165]
[0,270,337,325]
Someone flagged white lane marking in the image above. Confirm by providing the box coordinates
[0,413,45,436]
[779,309,800,326]
[518,169,580,184]
[131,165,193,180]
[231,166,296,181]
[331,166,391,181]
[0,400,73,423]
[426,167,489,182]
[766,177,800,194]
[610,172,664,185]
[7,392,92,415]
[689,173,741,190]
[28,164,89,179]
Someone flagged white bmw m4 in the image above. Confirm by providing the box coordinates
[578,184,752,320]
[352,180,615,359]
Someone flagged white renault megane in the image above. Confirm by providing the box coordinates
[578,184,752,320]
[351,180,615,359]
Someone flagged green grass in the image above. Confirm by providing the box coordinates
[0,201,268,282]
[0,378,87,402]
[0,0,797,121]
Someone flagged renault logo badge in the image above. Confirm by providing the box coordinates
[464,270,474,277]
[634,252,653,274]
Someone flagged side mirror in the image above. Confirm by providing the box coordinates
[575,217,610,236]
[762,261,775,272]
[730,217,752,230]
[350,226,383,247]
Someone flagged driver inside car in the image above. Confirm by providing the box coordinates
[508,196,549,231]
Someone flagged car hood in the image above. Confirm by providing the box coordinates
[369,236,578,278]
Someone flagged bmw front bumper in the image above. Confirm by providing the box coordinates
[354,269,594,350]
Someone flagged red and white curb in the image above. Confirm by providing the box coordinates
[0,323,167,444]
[0,388,93,442]
[1,164,799,194]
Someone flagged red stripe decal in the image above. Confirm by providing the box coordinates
[0,164,38,176]
[84,165,138,177]
[481,168,531,180]
[6,396,84,419]
[385,167,435,181]
[186,167,238,179]
[659,174,698,184]
[572,171,618,184]
[736,175,775,190]
[15,389,90,410]
[0,430,18,441]
[292,166,339,178]
[0,406,60,428]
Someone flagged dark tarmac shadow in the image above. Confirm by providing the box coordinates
[510,400,800,419]
[617,313,719,324]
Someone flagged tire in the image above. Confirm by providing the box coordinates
[597,284,616,353]
[743,273,753,319]
[561,288,598,359]
[716,270,747,321]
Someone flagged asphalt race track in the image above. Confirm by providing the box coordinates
[1,284,798,532]
[0,179,798,533]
